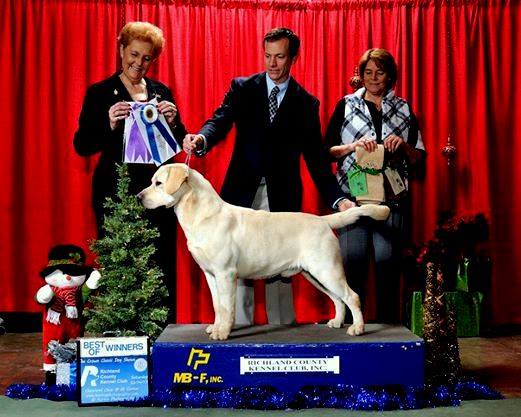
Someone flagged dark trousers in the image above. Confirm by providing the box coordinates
[339,210,403,324]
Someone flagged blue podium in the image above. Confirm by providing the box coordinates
[151,324,424,394]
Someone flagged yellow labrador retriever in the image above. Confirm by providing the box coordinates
[138,163,390,340]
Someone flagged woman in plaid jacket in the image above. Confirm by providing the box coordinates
[325,48,426,323]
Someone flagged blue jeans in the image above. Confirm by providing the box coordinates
[339,209,404,323]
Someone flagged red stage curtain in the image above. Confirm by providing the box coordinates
[1,0,520,325]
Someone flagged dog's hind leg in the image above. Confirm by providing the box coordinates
[301,272,345,328]
[203,272,220,334]
[343,288,364,336]
[306,267,365,336]
[210,270,237,340]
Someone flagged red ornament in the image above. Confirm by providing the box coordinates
[349,66,363,91]
[441,136,456,166]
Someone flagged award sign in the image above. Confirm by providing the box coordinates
[78,336,149,406]
[123,98,181,165]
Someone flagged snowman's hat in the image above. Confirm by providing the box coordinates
[39,244,92,278]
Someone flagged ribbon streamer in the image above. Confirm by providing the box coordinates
[350,161,385,177]
[126,119,152,163]
[140,104,180,165]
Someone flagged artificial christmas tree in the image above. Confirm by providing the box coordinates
[85,164,168,339]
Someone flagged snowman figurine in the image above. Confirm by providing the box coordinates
[35,244,101,383]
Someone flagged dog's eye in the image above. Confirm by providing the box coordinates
[155,181,162,186]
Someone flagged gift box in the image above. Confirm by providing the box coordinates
[409,291,483,337]
[355,145,385,204]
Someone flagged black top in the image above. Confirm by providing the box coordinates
[364,100,383,143]
[73,72,187,220]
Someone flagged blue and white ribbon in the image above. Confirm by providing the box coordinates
[139,103,180,164]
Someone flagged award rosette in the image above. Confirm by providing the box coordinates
[123,98,180,165]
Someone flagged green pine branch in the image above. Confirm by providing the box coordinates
[85,164,168,339]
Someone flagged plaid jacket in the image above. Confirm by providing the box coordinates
[337,88,424,195]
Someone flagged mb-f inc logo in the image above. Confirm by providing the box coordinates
[172,347,223,385]
[187,348,210,370]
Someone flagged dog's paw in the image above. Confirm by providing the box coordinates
[347,323,365,336]
[327,318,343,328]
[209,329,231,341]
[205,324,214,334]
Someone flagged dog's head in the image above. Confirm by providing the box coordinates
[138,163,189,209]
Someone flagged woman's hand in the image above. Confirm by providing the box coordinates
[329,138,377,159]
[108,101,131,130]
[354,137,378,152]
[157,100,178,126]
[329,143,352,159]
[383,134,405,153]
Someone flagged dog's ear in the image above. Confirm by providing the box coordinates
[164,165,189,195]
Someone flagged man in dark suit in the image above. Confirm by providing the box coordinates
[183,27,352,325]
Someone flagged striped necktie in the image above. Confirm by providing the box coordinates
[268,86,280,123]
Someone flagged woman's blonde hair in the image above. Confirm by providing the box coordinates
[118,22,165,59]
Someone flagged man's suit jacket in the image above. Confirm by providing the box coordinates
[199,72,344,212]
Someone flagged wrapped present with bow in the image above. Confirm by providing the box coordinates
[456,256,492,294]
[347,144,385,205]
[409,290,484,337]
[456,258,470,292]
[123,98,181,166]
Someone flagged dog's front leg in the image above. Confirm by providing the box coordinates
[210,271,237,340]
[203,271,220,334]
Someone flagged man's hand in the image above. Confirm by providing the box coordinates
[337,198,356,212]
[183,134,204,154]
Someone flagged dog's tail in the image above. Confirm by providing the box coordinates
[321,204,391,230]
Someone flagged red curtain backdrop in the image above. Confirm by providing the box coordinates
[1,0,520,325]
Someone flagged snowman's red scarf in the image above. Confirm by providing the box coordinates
[48,286,81,314]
